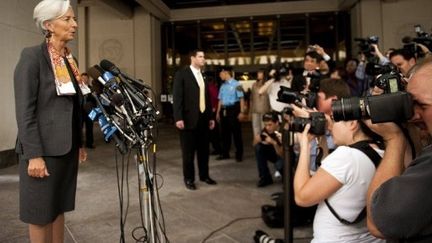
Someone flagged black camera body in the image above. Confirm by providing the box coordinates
[366,63,404,93]
[260,131,281,145]
[277,86,317,109]
[354,36,379,57]
[402,25,432,57]
[290,112,327,135]
[331,92,414,124]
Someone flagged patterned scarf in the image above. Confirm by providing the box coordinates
[47,39,90,96]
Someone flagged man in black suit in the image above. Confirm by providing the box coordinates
[173,49,217,190]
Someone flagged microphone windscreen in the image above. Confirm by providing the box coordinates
[92,80,104,95]
[87,65,102,80]
[100,59,119,75]
[111,93,124,106]
[83,102,96,114]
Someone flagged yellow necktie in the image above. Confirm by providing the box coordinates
[197,72,205,113]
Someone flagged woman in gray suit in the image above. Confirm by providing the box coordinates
[14,0,88,242]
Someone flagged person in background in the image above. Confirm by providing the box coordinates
[254,112,283,187]
[345,57,368,97]
[81,72,95,149]
[250,68,271,144]
[216,66,245,162]
[389,48,417,80]
[173,49,217,190]
[207,76,222,156]
[14,0,88,242]
[258,64,292,113]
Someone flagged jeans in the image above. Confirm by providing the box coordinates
[255,143,283,179]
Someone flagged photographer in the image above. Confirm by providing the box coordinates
[293,110,385,242]
[389,48,417,80]
[254,111,283,187]
[366,60,432,242]
[258,64,292,113]
[311,78,352,169]
[291,45,330,94]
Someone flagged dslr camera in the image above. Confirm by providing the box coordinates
[333,61,413,123]
[281,107,326,135]
[402,25,432,57]
[260,131,282,145]
[290,112,327,135]
[354,36,379,57]
[331,92,413,124]
[365,63,405,94]
[277,86,317,109]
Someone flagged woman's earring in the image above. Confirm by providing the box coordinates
[45,30,52,38]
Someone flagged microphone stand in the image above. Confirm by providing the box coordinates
[92,81,165,242]
[282,128,295,243]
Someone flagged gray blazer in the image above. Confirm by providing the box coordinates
[14,42,82,160]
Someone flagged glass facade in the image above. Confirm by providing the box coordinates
[162,12,350,88]
[160,11,350,120]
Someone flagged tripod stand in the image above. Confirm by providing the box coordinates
[135,141,167,243]
[282,128,295,243]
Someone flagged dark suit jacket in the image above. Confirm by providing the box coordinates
[173,66,212,129]
[14,42,83,160]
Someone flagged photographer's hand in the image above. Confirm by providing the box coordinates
[363,119,403,142]
[291,104,311,118]
[417,43,431,56]
[294,123,342,207]
[298,124,315,149]
[365,120,406,238]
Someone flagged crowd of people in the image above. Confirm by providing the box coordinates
[13,0,432,242]
[171,38,432,242]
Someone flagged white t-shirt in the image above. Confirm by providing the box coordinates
[267,78,291,112]
[312,146,385,243]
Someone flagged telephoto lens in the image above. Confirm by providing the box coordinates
[331,96,367,122]
[331,92,414,123]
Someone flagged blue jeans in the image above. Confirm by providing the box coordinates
[255,143,284,180]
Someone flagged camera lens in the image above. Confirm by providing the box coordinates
[331,97,364,121]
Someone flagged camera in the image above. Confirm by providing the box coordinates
[277,86,317,108]
[402,25,432,57]
[260,131,281,145]
[365,63,404,93]
[289,112,327,135]
[413,25,432,50]
[354,36,379,57]
[331,92,413,124]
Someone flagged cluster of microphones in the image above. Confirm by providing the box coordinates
[85,59,159,154]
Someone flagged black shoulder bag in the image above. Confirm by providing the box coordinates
[324,140,382,225]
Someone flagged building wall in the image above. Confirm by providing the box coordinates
[81,5,163,119]
[350,0,432,53]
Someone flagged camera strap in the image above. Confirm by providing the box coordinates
[324,140,381,225]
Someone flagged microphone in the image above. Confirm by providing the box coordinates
[88,65,107,86]
[100,69,148,109]
[88,93,128,154]
[88,65,119,92]
[111,92,134,126]
[99,59,152,90]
